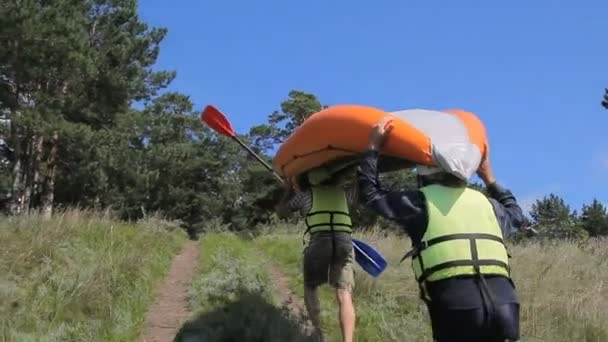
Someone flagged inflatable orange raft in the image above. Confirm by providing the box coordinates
[273,105,489,181]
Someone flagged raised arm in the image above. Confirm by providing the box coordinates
[356,117,427,240]
[486,182,526,237]
[357,150,425,221]
[477,150,529,237]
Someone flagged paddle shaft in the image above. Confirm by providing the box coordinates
[230,135,283,182]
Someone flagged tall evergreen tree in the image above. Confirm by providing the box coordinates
[530,193,588,240]
[249,90,323,153]
[579,199,608,237]
[0,0,174,216]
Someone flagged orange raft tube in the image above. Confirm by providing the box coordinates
[272,105,488,180]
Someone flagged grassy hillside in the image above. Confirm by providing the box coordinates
[185,225,608,342]
[0,210,187,342]
[2,213,605,342]
[255,227,432,342]
[176,232,308,341]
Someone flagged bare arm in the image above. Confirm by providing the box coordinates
[477,151,532,237]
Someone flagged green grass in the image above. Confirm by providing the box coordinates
[176,232,309,342]
[251,227,608,342]
[254,229,431,342]
[3,213,605,342]
[0,210,186,342]
[188,232,272,311]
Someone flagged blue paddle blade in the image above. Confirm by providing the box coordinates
[352,238,387,277]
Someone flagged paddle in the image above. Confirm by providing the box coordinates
[200,104,388,277]
[200,105,283,182]
[352,238,388,277]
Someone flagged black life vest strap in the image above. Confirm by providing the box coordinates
[408,233,510,307]
[303,210,353,245]
[417,259,510,283]
[400,233,505,263]
[305,223,353,229]
[306,209,350,217]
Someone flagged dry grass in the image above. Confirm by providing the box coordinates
[510,239,608,341]
[254,226,608,342]
[0,209,186,341]
[3,211,605,342]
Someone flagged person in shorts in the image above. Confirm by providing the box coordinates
[276,163,357,342]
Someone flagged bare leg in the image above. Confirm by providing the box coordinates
[335,287,355,342]
[304,285,323,342]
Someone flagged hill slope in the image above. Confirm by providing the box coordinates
[180,227,607,342]
[0,211,186,341]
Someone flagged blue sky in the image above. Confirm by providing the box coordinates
[138,0,608,213]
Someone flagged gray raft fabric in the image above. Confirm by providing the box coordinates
[389,109,482,180]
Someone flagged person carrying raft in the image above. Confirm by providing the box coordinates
[356,116,529,342]
[275,162,358,342]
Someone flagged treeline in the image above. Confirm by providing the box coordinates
[1,0,607,240]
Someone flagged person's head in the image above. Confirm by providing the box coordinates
[416,165,468,188]
[307,163,356,187]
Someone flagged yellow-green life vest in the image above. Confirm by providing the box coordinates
[305,186,353,234]
[410,184,510,283]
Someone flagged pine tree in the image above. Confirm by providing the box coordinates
[0,0,174,216]
[579,199,608,237]
[530,194,588,240]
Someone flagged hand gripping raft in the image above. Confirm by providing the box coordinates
[273,105,489,181]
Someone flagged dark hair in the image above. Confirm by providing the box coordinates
[418,172,467,188]
[297,165,356,189]
[322,165,357,186]
[293,172,338,191]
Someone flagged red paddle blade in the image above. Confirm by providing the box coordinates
[200,105,235,137]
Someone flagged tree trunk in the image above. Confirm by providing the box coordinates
[9,124,27,214]
[9,153,24,214]
[21,134,35,211]
[31,135,44,207]
[41,131,59,219]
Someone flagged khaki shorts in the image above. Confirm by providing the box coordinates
[303,232,355,291]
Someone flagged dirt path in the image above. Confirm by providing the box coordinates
[140,240,199,342]
[264,260,314,336]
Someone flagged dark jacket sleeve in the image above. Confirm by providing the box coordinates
[276,188,311,218]
[356,150,428,242]
[486,183,526,238]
